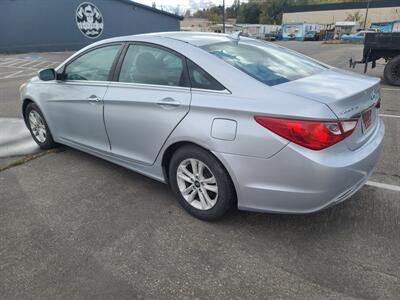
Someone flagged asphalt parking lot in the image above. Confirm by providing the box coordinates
[0,42,399,299]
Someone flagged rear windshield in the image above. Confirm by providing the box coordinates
[201,39,327,86]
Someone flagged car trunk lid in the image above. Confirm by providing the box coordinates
[274,68,381,150]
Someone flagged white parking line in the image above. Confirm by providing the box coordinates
[3,70,24,78]
[4,60,29,67]
[0,71,17,76]
[11,60,34,68]
[0,72,38,80]
[0,59,16,65]
[381,88,400,91]
[46,62,60,68]
[380,114,400,119]
[366,181,400,192]
[0,59,21,67]
[42,62,57,69]
[18,60,41,68]
[30,61,49,68]
[0,58,61,80]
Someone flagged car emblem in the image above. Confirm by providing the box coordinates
[370,89,379,102]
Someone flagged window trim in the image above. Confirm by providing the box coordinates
[58,40,230,93]
[185,58,228,92]
[113,42,190,88]
[59,42,125,82]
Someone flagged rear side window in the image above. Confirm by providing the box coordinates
[201,40,327,86]
[118,44,187,87]
[187,60,225,91]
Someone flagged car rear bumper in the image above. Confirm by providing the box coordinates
[215,119,385,214]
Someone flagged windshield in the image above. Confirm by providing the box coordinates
[201,39,327,86]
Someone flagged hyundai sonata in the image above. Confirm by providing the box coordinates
[20,32,384,220]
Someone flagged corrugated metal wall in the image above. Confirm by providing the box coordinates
[0,0,180,53]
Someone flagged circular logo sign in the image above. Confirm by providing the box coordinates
[76,2,104,39]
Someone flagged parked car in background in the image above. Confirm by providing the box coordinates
[20,32,384,220]
[264,31,279,41]
[304,31,318,41]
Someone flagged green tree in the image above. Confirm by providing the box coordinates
[237,0,294,24]
[237,1,261,24]
[193,0,366,26]
[193,9,207,18]
[207,6,223,24]
[226,0,241,18]
[346,11,363,22]
[346,10,365,26]
[260,0,294,24]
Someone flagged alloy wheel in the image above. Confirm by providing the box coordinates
[176,158,218,210]
[28,110,47,143]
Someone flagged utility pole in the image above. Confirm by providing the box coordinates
[222,0,226,33]
[363,0,371,29]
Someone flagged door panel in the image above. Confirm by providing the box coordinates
[46,44,122,152]
[103,83,191,165]
[46,81,110,151]
[103,43,191,165]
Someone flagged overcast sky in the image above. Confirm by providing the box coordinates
[134,0,236,13]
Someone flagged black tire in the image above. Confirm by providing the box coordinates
[384,55,400,86]
[25,102,56,149]
[168,145,236,221]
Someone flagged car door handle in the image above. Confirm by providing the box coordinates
[156,97,180,109]
[87,95,101,104]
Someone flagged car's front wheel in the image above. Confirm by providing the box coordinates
[25,102,56,149]
[168,145,236,221]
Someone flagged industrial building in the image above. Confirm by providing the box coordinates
[0,0,182,53]
[283,0,400,27]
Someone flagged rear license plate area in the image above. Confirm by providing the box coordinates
[362,109,373,132]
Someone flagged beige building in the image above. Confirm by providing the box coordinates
[283,0,400,27]
[180,17,210,32]
[181,17,236,32]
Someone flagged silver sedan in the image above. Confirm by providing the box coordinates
[20,32,384,220]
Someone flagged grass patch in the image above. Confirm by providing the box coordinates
[0,148,63,172]
[323,40,363,45]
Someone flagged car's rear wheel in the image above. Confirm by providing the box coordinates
[25,103,56,149]
[384,55,400,86]
[168,145,236,221]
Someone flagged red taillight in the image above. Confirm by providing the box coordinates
[255,116,358,150]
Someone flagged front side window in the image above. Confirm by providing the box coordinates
[119,44,186,87]
[64,44,121,81]
[202,39,327,86]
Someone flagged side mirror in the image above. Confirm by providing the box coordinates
[38,68,56,81]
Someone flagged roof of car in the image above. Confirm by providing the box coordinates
[99,32,245,49]
[134,32,234,46]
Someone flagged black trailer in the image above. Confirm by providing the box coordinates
[350,32,400,86]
